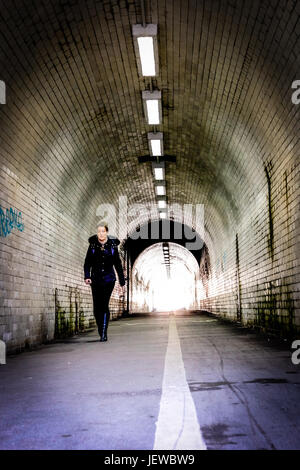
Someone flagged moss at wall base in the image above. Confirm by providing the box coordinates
[54,287,92,339]
[252,283,296,339]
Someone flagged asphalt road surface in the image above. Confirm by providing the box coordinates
[0,311,299,450]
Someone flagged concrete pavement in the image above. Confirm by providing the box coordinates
[0,312,299,450]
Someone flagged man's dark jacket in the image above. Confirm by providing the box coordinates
[84,235,125,286]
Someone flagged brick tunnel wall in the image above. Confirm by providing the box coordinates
[54,283,125,339]
[0,171,126,353]
[130,273,152,314]
[199,161,299,338]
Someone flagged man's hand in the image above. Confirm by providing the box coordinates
[85,278,92,285]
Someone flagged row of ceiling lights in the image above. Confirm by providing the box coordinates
[132,23,167,219]
[162,242,171,278]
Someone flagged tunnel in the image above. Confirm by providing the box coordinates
[0,0,300,451]
[131,240,200,312]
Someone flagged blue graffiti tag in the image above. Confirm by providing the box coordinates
[0,205,24,237]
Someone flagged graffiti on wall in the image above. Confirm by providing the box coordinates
[0,205,24,237]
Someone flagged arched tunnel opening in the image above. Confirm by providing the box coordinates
[131,240,200,313]
[0,0,299,452]
[123,219,209,314]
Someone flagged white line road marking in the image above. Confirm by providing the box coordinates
[123,322,163,325]
[122,320,217,326]
[153,316,207,450]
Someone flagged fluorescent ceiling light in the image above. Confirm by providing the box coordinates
[158,200,166,209]
[154,168,164,179]
[160,212,166,219]
[148,132,163,156]
[146,100,159,124]
[132,24,159,77]
[152,162,165,180]
[151,139,161,156]
[142,90,162,125]
[137,37,156,76]
[156,185,165,196]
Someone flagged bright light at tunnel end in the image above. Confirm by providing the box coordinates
[95,196,205,250]
[132,242,200,313]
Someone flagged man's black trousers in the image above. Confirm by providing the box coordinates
[91,281,115,336]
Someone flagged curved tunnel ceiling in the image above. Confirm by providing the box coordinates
[0,0,299,261]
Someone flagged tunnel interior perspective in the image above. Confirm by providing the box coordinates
[0,0,299,351]
[0,0,299,452]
